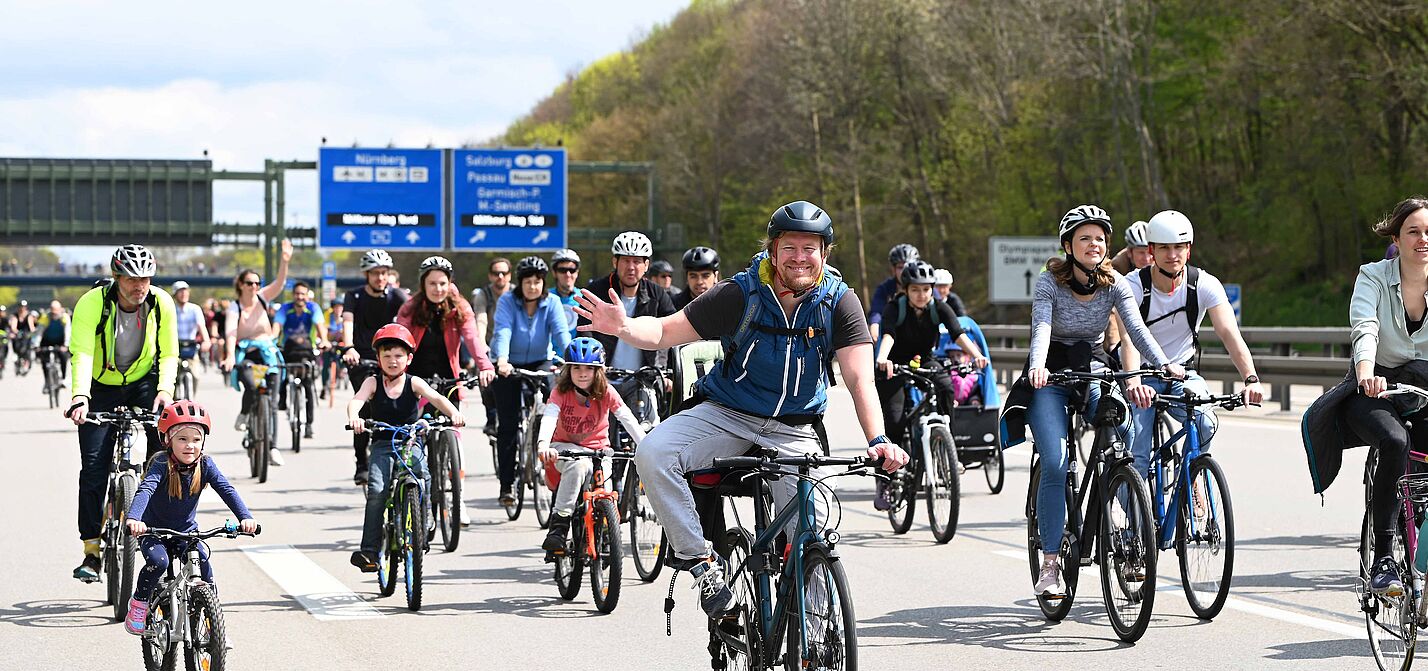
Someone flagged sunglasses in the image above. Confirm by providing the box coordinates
[241,280,260,286]
[490,270,511,276]
[554,266,578,274]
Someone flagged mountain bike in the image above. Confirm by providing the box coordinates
[1025,369,1157,643]
[509,368,554,523]
[85,408,157,622]
[138,523,260,671]
[175,340,200,401]
[548,446,627,614]
[37,345,65,409]
[281,358,316,454]
[427,373,484,553]
[608,365,671,582]
[695,449,881,670]
[239,360,279,483]
[351,418,444,611]
[883,363,962,544]
[1146,387,1250,620]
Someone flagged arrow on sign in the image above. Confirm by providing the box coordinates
[1024,269,1033,295]
[468,230,487,244]
[406,231,421,244]
[532,231,550,245]
[341,230,356,244]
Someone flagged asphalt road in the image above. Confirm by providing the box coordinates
[0,363,1384,669]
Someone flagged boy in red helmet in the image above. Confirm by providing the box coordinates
[347,323,466,572]
[124,400,258,635]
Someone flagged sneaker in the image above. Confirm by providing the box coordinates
[124,598,149,635]
[233,413,249,433]
[1372,557,1405,599]
[543,513,572,554]
[686,557,738,619]
[304,426,314,439]
[499,487,515,508]
[459,504,473,528]
[873,479,892,512]
[350,551,378,573]
[1035,557,1064,597]
[73,554,101,583]
[354,467,369,487]
[268,448,285,466]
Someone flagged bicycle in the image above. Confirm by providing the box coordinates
[37,345,65,409]
[882,363,962,544]
[355,418,444,610]
[426,373,483,553]
[1145,387,1251,620]
[137,522,261,671]
[1359,382,1428,670]
[238,359,280,484]
[607,365,671,582]
[175,340,200,401]
[85,408,158,622]
[509,367,554,523]
[1025,369,1158,643]
[693,448,881,670]
[548,446,627,613]
[12,334,33,376]
[281,358,316,454]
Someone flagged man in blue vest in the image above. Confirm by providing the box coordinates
[573,201,909,619]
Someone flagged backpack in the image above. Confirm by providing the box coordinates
[893,294,946,331]
[1137,265,1200,367]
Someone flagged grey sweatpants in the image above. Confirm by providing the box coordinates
[550,441,612,516]
[633,401,826,561]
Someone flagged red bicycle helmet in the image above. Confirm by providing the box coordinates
[158,400,211,436]
[372,323,417,352]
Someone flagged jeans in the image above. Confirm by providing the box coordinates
[1129,373,1215,479]
[633,402,825,561]
[360,438,431,554]
[491,361,549,490]
[77,374,161,541]
[549,442,611,516]
[348,358,377,472]
[1027,382,1129,555]
[134,536,212,600]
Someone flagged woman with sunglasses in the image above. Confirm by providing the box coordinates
[222,239,292,466]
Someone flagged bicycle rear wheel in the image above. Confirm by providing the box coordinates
[185,584,227,671]
[984,446,1005,494]
[1098,463,1157,643]
[627,467,667,582]
[714,528,759,670]
[1026,460,1079,621]
[785,545,857,671]
[1363,511,1416,670]
[403,485,424,611]
[141,597,177,671]
[590,498,624,613]
[925,425,960,544]
[1177,455,1235,619]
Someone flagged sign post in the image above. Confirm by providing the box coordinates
[318,147,445,250]
[988,236,1062,303]
[451,148,567,252]
[1224,283,1243,324]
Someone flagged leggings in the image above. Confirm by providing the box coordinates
[134,536,212,601]
[1343,393,1428,560]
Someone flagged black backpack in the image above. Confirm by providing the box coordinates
[1137,266,1200,367]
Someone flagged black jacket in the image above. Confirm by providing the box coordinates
[1302,359,1428,495]
[579,273,676,369]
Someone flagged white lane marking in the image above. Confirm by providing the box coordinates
[988,547,1363,638]
[242,544,384,621]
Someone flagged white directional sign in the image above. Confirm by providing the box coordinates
[988,236,1063,303]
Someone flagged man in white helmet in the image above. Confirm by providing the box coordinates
[1111,220,1153,275]
[1121,210,1265,481]
[578,232,676,415]
[549,249,582,339]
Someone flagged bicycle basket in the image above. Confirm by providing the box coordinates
[1399,473,1428,505]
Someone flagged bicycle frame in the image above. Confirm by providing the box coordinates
[146,540,206,648]
[1148,404,1222,551]
[1051,379,1134,565]
[900,373,951,491]
[579,455,624,559]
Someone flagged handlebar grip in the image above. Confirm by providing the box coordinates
[711,456,764,469]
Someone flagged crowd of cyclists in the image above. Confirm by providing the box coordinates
[23,193,1428,667]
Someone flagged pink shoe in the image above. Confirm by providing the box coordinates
[124,598,149,636]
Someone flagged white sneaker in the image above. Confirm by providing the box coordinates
[459,504,473,528]
[1035,558,1064,596]
[234,413,249,432]
[268,448,285,466]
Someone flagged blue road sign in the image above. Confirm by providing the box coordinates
[321,261,337,281]
[1224,283,1242,324]
[451,148,566,252]
[318,147,444,250]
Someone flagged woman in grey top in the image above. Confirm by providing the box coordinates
[1027,205,1185,598]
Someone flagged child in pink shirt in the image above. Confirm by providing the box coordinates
[537,337,646,555]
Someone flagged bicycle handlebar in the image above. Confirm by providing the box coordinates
[85,409,158,426]
[140,524,262,542]
[606,366,671,382]
[1153,392,1256,411]
[555,446,634,460]
[1382,383,1428,400]
[1046,368,1174,385]
[345,417,454,432]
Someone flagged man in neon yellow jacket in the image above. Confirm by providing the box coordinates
[65,244,179,583]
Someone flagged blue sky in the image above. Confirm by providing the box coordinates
[0,1,688,261]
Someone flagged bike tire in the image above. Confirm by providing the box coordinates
[403,485,424,611]
[886,455,917,535]
[290,380,304,454]
[104,480,123,608]
[531,419,552,530]
[434,431,462,552]
[1098,463,1157,643]
[377,505,398,598]
[430,436,450,549]
[925,425,961,544]
[141,597,178,671]
[713,528,759,669]
[554,505,584,601]
[1176,455,1235,620]
[590,498,624,614]
[1027,460,1079,621]
[627,467,667,582]
[784,545,857,671]
[984,446,1006,494]
[506,425,526,521]
[254,400,270,484]
[1363,510,1417,670]
[184,584,227,671]
[114,474,138,622]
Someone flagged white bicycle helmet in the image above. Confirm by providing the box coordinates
[611,231,653,258]
[110,244,157,278]
[1058,205,1112,240]
[1125,221,1150,248]
[552,248,581,267]
[359,249,394,272]
[1147,210,1194,244]
[418,255,453,280]
[933,268,954,286]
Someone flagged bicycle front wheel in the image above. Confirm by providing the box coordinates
[254,401,270,484]
[1363,510,1417,670]
[886,458,917,535]
[403,484,425,611]
[1177,455,1235,619]
[289,381,304,454]
[1098,463,1157,643]
[590,498,624,613]
[432,431,461,552]
[627,467,667,582]
[925,425,961,544]
[785,545,857,671]
[507,426,526,521]
[377,504,398,598]
[185,584,227,671]
[112,474,138,622]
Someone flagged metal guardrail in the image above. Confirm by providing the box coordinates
[978,325,1351,411]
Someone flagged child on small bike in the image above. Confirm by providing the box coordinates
[347,323,466,572]
[537,337,647,556]
[124,400,258,635]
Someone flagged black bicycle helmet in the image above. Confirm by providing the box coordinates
[515,256,549,281]
[767,201,833,244]
[888,243,920,266]
[899,260,938,286]
[648,260,674,277]
[682,246,720,271]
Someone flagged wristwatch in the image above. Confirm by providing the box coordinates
[868,435,892,448]
[1244,375,1260,384]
